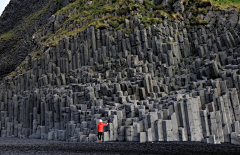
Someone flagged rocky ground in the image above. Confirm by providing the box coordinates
[0,138,239,155]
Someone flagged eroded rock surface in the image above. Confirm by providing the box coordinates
[0,0,240,145]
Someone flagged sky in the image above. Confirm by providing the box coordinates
[0,0,10,16]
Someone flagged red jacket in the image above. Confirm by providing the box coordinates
[97,122,108,132]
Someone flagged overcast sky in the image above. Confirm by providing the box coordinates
[0,0,10,16]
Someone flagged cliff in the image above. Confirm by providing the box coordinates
[0,0,240,144]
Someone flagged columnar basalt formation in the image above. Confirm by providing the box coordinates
[1,0,240,145]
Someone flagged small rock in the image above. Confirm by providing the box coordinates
[161,0,172,9]
[173,0,184,13]
[135,0,143,5]
[87,1,92,5]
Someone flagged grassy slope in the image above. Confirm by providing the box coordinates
[2,0,239,43]
[40,0,240,47]
[211,0,240,11]
[40,0,178,46]
[0,0,62,78]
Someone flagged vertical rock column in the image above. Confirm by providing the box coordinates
[184,97,203,141]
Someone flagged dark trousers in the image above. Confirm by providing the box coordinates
[98,132,103,140]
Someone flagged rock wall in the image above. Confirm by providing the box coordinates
[1,6,240,144]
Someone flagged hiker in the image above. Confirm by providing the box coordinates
[97,119,108,142]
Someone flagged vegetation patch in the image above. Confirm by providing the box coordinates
[40,0,176,46]
[191,16,208,25]
[8,71,17,78]
[90,19,107,29]
[211,0,240,12]
[0,30,15,41]
[38,0,239,47]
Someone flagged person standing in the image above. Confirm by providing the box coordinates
[97,119,108,142]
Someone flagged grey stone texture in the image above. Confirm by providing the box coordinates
[1,8,240,145]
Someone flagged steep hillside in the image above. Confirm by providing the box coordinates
[1,0,240,145]
[0,0,75,80]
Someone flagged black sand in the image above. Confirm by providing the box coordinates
[0,138,240,155]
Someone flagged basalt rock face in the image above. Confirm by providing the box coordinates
[1,0,240,144]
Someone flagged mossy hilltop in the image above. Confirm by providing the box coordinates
[37,0,230,47]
